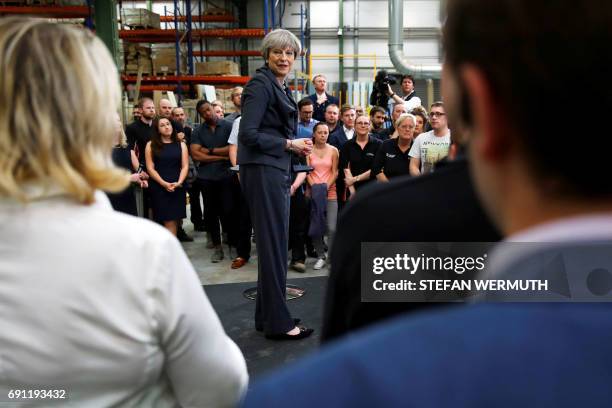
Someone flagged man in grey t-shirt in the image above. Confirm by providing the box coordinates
[409,102,451,176]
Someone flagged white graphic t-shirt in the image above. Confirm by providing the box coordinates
[408,130,451,174]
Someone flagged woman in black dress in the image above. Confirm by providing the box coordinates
[107,113,148,215]
[145,117,189,236]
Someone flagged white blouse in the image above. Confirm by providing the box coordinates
[0,190,248,407]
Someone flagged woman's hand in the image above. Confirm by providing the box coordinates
[129,173,141,184]
[345,176,356,187]
[163,181,175,192]
[288,138,313,156]
[139,171,149,180]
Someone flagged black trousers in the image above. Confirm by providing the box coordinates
[240,164,294,335]
[289,188,309,263]
[200,177,234,246]
[189,178,205,228]
[230,175,252,260]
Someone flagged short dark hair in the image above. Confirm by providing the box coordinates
[401,74,415,84]
[369,106,386,117]
[340,104,355,115]
[195,99,210,112]
[312,122,329,136]
[444,0,612,197]
[298,97,314,111]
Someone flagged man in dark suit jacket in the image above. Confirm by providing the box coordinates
[322,156,500,342]
[328,105,355,150]
[243,0,612,405]
[308,74,339,122]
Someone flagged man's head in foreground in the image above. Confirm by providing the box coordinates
[442,0,612,235]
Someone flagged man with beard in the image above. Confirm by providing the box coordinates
[190,100,233,262]
[224,87,243,123]
[369,106,387,136]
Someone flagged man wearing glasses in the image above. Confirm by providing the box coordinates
[409,102,451,176]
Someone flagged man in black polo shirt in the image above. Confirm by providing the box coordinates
[126,97,156,166]
[125,97,156,220]
[190,100,233,263]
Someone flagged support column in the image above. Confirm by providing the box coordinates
[94,0,119,67]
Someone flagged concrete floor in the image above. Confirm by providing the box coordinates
[180,221,329,285]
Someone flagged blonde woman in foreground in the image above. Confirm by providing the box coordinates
[0,18,247,407]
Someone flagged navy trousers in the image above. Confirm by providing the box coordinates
[240,164,294,335]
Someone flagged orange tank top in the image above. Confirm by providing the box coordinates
[309,145,337,200]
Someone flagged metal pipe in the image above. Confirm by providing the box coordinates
[173,0,182,98]
[300,4,305,72]
[353,0,358,81]
[186,0,194,75]
[388,0,441,78]
[198,0,203,62]
[263,0,269,33]
[338,0,344,85]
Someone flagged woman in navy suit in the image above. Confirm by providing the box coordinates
[238,29,314,340]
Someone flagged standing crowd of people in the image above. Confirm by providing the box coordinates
[3,0,612,404]
[115,75,452,275]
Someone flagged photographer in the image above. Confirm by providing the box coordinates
[387,74,422,112]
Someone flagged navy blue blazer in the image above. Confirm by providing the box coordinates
[238,65,298,171]
[328,126,350,150]
[308,92,340,122]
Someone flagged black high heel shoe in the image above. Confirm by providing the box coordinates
[265,326,314,340]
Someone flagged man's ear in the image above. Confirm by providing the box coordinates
[460,65,510,160]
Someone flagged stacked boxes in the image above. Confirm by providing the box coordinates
[124,43,152,75]
[121,8,161,29]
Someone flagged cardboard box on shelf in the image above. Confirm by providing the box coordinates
[195,60,240,76]
[122,8,161,29]
[151,45,187,75]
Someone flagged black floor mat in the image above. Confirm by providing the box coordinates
[204,276,327,378]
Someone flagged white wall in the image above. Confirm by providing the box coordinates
[245,0,442,82]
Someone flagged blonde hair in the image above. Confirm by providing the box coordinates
[395,113,417,129]
[0,18,128,204]
[117,125,128,148]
